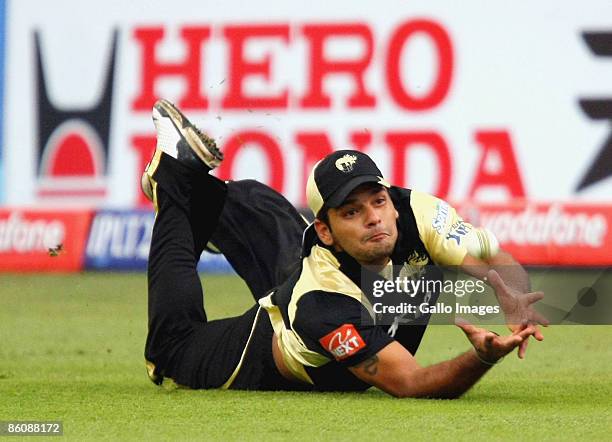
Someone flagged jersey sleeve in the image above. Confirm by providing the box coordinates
[293,292,394,368]
[409,190,473,266]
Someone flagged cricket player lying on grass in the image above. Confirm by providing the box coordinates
[141,99,549,398]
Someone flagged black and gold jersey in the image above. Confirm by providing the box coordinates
[258,186,473,390]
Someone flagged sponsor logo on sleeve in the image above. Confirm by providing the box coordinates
[431,201,450,234]
[319,324,366,361]
[445,220,471,245]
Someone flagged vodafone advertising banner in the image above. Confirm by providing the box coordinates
[0,209,92,272]
[456,202,612,266]
[2,1,612,266]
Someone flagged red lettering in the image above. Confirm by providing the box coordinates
[300,24,376,109]
[222,25,290,109]
[350,131,373,152]
[217,131,284,193]
[131,135,157,207]
[386,20,453,110]
[469,130,526,199]
[385,131,451,198]
[132,26,210,111]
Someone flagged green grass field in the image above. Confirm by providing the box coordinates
[1,272,611,441]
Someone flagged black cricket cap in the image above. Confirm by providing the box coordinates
[306,150,390,217]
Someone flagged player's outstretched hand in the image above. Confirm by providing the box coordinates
[486,269,549,358]
[455,318,536,364]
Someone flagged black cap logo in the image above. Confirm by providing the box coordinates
[335,154,357,173]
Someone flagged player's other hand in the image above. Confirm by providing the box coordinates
[486,269,549,358]
[455,318,536,364]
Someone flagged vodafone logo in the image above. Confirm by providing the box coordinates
[0,213,65,253]
[319,324,366,361]
[467,205,608,247]
[456,202,612,266]
[0,209,93,272]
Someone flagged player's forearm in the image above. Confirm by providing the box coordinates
[462,250,530,293]
[395,350,491,399]
[486,250,530,292]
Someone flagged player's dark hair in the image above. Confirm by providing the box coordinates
[316,206,332,232]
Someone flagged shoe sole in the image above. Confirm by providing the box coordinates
[154,99,223,168]
[141,168,154,202]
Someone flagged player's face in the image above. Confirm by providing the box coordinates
[318,184,399,267]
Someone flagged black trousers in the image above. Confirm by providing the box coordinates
[144,152,307,389]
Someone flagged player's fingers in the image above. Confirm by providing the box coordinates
[497,334,522,352]
[455,317,477,335]
[534,327,545,341]
[531,311,550,327]
[486,269,507,293]
[509,322,530,335]
[518,337,529,359]
[484,333,495,349]
[516,326,536,340]
[525,291,545,304]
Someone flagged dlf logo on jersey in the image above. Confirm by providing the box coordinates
[34,30,118,202]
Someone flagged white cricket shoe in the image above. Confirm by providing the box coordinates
[141,99,223,202]
[152,99,223,169]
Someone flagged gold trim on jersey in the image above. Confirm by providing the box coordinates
[146,308,265,390]
[259,245,375,384]
[221,306,263,389]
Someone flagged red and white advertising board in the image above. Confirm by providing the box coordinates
[3,1,612,265]
[0,209,93,272]
[457,202,612,266]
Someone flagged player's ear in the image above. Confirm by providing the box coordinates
[385,188,399,219]
[314,218,334,246]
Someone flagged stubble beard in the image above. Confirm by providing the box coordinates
[358,240,395,266]
[334,233,396,266]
